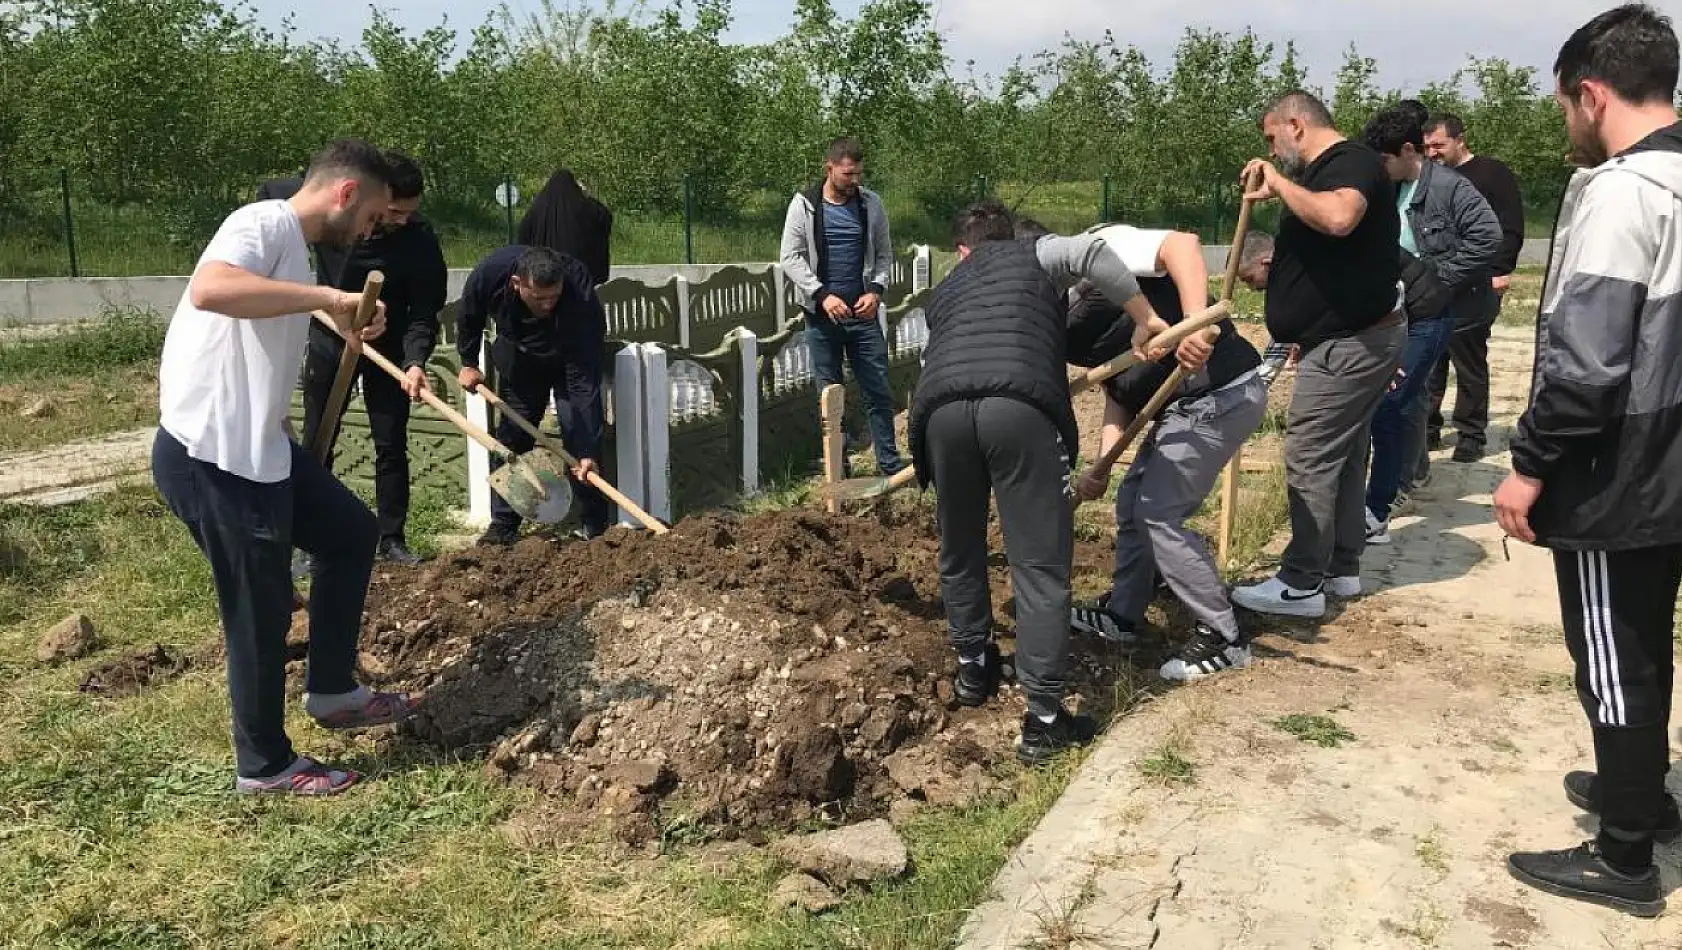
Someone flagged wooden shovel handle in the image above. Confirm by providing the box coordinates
[475,385,671,535]
[1086,326,1224,478]
[1070,299,1231,395]
[309,273,384,461]
[310,310,512,459]
[1221,167,1265,302]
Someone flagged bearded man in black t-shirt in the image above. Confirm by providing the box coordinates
[1229,91,1408,621]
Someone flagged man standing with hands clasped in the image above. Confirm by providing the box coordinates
[152,139,420,797]
[780,136,904,476]
[1496,4,1682,918]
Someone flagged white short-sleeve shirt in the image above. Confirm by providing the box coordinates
[1089,224,1173,277]
[158,200,314,483]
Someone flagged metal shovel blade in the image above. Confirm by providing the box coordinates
[488,450,574,525]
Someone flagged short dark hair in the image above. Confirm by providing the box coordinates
[1555,4,1679,105]
[304,139,394,190]
[953,199,1015,248]
[1396,99,1429,125]
[1013,217,1051,242]
[1425,112,1466,139]
[1363,106,1426,157]
[384,151,425,200]
[515,246,568,287]
[1266,91,1334,128]
[826,136,864,164]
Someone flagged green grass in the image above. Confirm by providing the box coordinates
[1136,747,1197,786]
[0,309,164,453]
[1272,714,1357,749]
[1496,267,1545,328]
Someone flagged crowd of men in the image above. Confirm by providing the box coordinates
[149,0,1679,924]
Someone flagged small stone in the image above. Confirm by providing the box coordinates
[37,613,97,664]
[604,760,672,794]
[888,798,924,827]
[620,615,639,631]
[19,396,53,419]
[770,873,842,915]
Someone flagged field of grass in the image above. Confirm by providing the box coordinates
[0,310,166,453]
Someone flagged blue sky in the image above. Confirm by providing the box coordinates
[253,0,1616,92]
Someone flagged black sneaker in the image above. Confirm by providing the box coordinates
[1070,595,1140,646]
[1563,771,1682,843]
[954,642,1002,708]
[377,539,425,566]
[1018,707,1098,766]
[1427,430,1443,451]
[1159,625,1252,682]
[476,523,520,547]
[1452,442,1484,463]
[1507,841,1664,918]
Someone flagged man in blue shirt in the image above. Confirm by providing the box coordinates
[779,137,903,475]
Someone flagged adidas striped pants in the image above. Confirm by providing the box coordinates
[1554,546,1682,868]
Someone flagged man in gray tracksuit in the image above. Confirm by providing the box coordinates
[779,136,901,474]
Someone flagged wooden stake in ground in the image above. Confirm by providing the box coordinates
[819,384,845,515]
[1216,168,1264,568]
[309,272,385,462]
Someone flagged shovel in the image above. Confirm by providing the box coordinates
[309,273,384,462]
[474,386,671,535]
[309,311,573,524]
[823,464,919,503]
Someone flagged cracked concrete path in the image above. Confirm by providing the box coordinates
[959,326,1682,949]
[0,427,154,505]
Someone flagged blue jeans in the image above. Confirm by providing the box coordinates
[1366,311,1454,521]
[807,311,905,474]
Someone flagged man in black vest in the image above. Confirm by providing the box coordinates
[908,200,1183,766]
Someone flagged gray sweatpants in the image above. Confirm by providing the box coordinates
[925,397,1074,720]
[1279,321,1407,590]
[1110,375,1269,641]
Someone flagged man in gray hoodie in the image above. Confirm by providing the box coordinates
[779,137,902,474]
[1498,3,1682,918]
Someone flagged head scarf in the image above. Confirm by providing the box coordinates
[517,168,613,284]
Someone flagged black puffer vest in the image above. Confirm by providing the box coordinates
[908,240,1076,485]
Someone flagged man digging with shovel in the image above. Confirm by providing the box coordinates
[457,245,611,546]
[152,140,420,797]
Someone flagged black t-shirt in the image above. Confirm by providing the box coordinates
[1067,277,1261,415]
[1265,141,1401,346]
[1454,155,1525,275]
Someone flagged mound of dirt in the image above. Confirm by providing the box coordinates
[79,644,190,695]
[359,506,1127,842]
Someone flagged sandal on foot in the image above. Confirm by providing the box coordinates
[236,758,361,797]
[311,691,420,731]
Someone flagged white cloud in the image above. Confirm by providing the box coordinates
[935,0,1616,89]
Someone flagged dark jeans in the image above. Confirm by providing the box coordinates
[151,429,377,778]
[807,310,905,475]
[1366,311,1454,521]
[300,334,413,545]
[1425,315,1494,453]
[1554,546,1682,870]
[924,397,1073,720]
[487,358,611,535]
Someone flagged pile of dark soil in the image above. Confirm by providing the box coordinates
[358,506,1130,842]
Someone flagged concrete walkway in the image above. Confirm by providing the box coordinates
[0,427,154,505]
[959,326,1682,949]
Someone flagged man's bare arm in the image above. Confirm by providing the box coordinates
[1274,181,1368,237]
[189,261,347,319]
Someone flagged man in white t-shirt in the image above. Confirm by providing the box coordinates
[152,138,419,796]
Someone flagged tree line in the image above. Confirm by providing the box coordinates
[0,0,1571,244]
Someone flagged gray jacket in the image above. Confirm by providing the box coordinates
[1406,159,1502,322]
[780,185,894,312]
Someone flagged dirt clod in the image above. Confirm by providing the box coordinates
[770,872,843,915]
[37,612,98,664]
[78,644,189,695]
[19,396,54,420]
[770,819,909,886]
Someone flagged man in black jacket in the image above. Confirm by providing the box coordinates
[1359,106,1501,544]
[456,245,610,546]
[909,201,1177,766]
[1497,4,1682,917]
[1422,113,1526,464]
[296,153,447,566]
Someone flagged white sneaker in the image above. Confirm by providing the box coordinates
[1231,577,1326,619]
[1324,575,1362,598]
[1365,508,1392,545]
